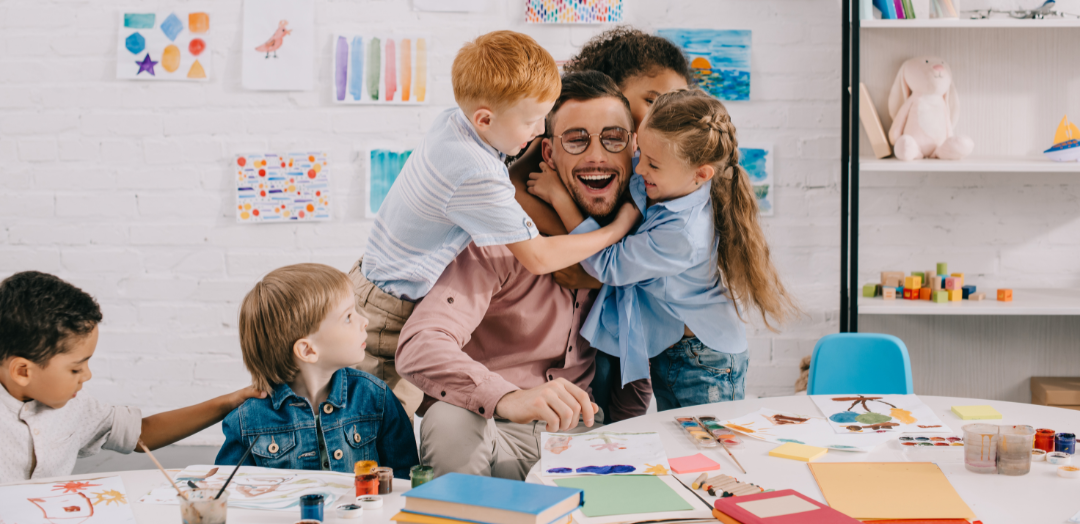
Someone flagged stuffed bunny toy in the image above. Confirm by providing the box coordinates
[888,57,974,161]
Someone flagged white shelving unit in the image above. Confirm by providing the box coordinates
[859,288,1080,316]
[860,156,1080,173]
[861,18,1080,29]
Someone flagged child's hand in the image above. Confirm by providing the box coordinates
[613,201,641,232]
[229,386,267,408]
[526,163,568,205]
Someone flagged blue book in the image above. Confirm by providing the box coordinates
[874,0,897,18]
[402,473,583,524]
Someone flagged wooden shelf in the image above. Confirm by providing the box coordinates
[860,18,1080,28]
[858,156,1080,173]
[858,288,1080,316]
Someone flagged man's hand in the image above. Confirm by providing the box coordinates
[554,264,603,290]
[494,378,598,431]
[526,163,570,205]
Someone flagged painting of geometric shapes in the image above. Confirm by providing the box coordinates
[738,143,773,216]
[242,0,314,91]
[366,148,413,218]
[235,152,330,223]
[138,465,354,511]
[116,12,210,81]
[0,476,138,524]
[332,35,429,104]
[811,394,951,435]
[540,431,671,477]
[526,0,624,23]
[658,29,750,101]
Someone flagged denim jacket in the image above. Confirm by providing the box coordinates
[214,368,419,479]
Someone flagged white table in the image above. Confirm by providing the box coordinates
[10,396,1080,523]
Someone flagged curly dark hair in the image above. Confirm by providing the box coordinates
[563,26,692,89]
[0,271,102,365]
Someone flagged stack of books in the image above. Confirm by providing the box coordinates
[869,0,957,19]
[391,473,583,524]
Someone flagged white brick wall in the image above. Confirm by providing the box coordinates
[0,0,844,444]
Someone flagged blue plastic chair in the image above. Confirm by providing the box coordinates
[807,333,913,395]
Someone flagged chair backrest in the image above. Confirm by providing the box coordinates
[807,333,913,395]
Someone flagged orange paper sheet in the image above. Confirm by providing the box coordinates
[808,463,975,520]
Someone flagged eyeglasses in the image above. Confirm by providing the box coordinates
[553,127,632,155]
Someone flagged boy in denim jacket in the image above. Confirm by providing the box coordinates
[215,264,418,478]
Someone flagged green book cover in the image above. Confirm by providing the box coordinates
[902,0,916,17]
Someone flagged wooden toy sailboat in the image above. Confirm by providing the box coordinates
[1044,115,1080,162]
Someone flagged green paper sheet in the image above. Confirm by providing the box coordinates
[553,475,694,517]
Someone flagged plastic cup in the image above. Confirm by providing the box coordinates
[963,424,999,474]
[997,425,1035,476]
[178,489,228,524]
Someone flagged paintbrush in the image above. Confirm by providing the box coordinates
[671,475,713,510]
[215,438,258,499]
[139,441,187,501]
[717,438,746,474]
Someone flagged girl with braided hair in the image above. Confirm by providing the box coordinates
[527,89,798,410]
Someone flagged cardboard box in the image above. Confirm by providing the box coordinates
[1031,377,1080,411]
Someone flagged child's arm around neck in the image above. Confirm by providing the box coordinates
[138,386,265,451]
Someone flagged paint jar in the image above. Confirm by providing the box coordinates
[353,460,378,476]
[996,425,1035,476]
[375,466,394,494]
[1056,432,1076,455]
[299,494,324,521]
[411,465,434,488]
[1035,429,1056,453]
[962,424,999,474]
[178,489,228,524]
[354,474,378,497]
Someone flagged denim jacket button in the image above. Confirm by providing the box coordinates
[333,449,343,460]
[354,433,362,443]
[323,404,334,414]
[268,443,279,454]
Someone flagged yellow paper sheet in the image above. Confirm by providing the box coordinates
[808,462,975,520]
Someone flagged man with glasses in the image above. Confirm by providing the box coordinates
[395,71,637,480]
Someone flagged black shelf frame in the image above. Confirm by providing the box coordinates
[840,0,860,332]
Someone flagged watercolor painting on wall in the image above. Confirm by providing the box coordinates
[526,0,624,23]
[540,431,671,477]
[333,35,429,104]
[0,476,138,524]
[720,408,893,452]
[658,29,751,101]
[738,143,774,216]
[242,0,314,91]
[236,152,330,223]
[811,394,950,434]
[116,12,210,81]
[139,465,353,511]
[367,148,413,218]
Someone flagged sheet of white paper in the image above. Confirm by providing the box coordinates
[720,408,893,451]
[116,11,211,81]
[811,394,951,434]
[331,34,430,104]
[0,475,138,524]
[540,431,671,476]
[242,0,314,91]
[414,0,485,12]
[138,465,353,511]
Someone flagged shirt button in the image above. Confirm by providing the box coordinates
[568,346,573,352]
[333,449,343,460]
[440,391,446,397]
[323,404,333,414]
[268,443,279,454]
[526,220,534,228]
[33,429,40,436]
[478,407,485,415]
[548,374,553,380]
[447,297,454,304]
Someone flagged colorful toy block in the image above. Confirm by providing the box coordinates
[903,288,913,300]
[883,288,896,300]
[945,277,960,290]
[904,276,922,289]
[997,289,1013,302]
[961,285,976,299]
[933,290,949,303]
[875,284,883,297]
[884,277,900,288]
[863,284,877,298]
[925,270,937,285]
[930,276,942,291]
[949,289,962,302]
[937,262,948,276]
[912,271,925,281]
[970,292,986,301]
[919,288,932,301]
[951,272,965,287]
[881,271,904,286]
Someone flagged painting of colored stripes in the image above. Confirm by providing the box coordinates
[526,0,624,23]
[332,35,429,104]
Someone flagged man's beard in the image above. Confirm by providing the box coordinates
[566,170,628,226]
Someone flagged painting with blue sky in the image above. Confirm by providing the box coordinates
[367,148,413,218]
[658,29,751,101]
[739,144,773,216]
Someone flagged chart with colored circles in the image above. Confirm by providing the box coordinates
[116,12,210,81]
[235,153,331,224]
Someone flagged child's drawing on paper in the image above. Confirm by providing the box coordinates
[366,148,413,218]
[658,29,751,101]
[236,152,330,223]
[540,432,670,476]
[333,35,429,104]
[0,476,137,524]
[525,0,624,23]
[812,394,950,435]
[255,20,291,58]
[721,408,893,452]
[116,12,210,81]
[738,144,773,216]
[139,465,354,511]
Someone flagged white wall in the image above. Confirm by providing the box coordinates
[0,0,842,444]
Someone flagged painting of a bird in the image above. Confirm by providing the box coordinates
[255,20,291,58]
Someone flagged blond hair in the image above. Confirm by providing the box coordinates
[238,263,353,392]
[645,89,800,330]
[452,30,561,109]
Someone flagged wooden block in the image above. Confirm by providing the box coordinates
[881,271,903,286]
[951,272,965,287]
[920,288,932,301]
[997,289,1013,302]
[933,290,949,303]
[926,270,937,283]
[937,262,948,276]
[885,277,900,288]
[961,285,976,299]
[903,288,913,300]
[930,276,942,291]
[970,292,986,301]
[945,277,959,290]
[863,284,877,298]
[912,271,925,281]
[883,288,896,300]
[904,276,915,289]
[949,289,962,302]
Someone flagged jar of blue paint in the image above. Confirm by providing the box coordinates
[299,494,324,521]
[1056,433,1076,455]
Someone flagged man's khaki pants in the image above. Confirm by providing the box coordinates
[349,259,425,421]
[419,401,604,481]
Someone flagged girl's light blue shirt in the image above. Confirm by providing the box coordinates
[572,175,747,386]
